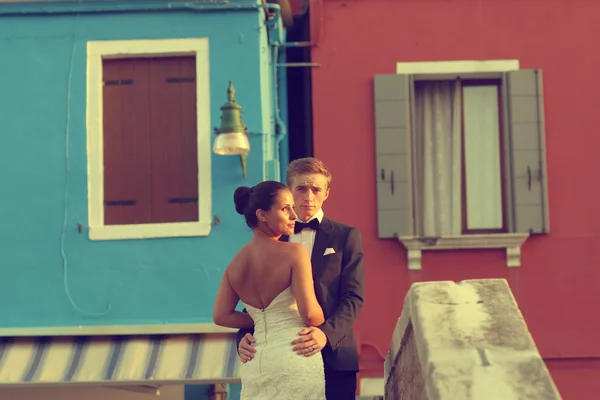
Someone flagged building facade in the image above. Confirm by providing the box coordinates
[307,0,600,398]
[0,1,292,398]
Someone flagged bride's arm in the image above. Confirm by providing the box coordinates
[290,244,325,327]
[213,270,255,329]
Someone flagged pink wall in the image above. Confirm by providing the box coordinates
[309,0,600,396]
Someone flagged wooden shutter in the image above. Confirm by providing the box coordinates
[103,59,152,225]
[102,57,198,226]
[149,57,199,224]
[505,69,550,234]
[373,74,414,238]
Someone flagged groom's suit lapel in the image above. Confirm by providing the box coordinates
[279,217,333,279]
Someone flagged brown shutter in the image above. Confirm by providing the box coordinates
[102,59,152,225]
[149,56,199,224]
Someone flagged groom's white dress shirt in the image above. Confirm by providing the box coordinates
[289,208,324,257]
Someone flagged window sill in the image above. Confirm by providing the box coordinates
[397,233,530,270]
[89,221,212,241]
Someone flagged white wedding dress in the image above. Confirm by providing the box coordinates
[241,286,326,399]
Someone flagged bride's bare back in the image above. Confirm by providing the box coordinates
[228,239,296,311]
[214,235,324,328]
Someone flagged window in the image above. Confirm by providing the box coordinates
[412,79,507,236]
[87,39,211,240]
[373,62,550,269]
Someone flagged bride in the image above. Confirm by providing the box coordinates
[213,181,326,399]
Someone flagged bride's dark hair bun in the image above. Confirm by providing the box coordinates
[234,186,253,215]
[233,181,289,229]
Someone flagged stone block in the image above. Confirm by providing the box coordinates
[384,279,561,400]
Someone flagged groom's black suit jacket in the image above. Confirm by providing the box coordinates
[236,216,365,372]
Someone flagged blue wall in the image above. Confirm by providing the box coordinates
[0,1,286,327]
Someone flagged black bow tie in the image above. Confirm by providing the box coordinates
[294,219,320,234]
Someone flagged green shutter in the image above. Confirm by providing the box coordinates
[373,74,414,238]
[506,69,550,234]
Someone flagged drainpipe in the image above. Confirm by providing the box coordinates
[0,1,282,16]
[272,43,288,165]
[277,62,319,67]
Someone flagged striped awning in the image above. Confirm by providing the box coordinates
[0,333,241,387]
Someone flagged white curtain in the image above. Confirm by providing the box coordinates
[414,80,462,237]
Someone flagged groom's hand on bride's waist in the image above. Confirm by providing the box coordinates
[291,327,327,357]
[238,333,256,363]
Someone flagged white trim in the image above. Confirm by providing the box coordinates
[397,60,520,81]
[89,222,212,241]
[396,59,520,74]
[0,323,235,337]
[398,234,529,270]
[86,38,212,240]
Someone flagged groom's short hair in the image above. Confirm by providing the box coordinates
[286,157,333,189]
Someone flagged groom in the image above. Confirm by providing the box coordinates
[236,157,365,399]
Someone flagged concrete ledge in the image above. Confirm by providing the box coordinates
[384,279,561,400]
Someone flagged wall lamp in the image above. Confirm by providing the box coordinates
[213,81,250,178]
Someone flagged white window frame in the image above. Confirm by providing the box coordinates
[395,60,529,270]
[86,38,212,241]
